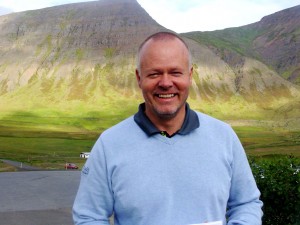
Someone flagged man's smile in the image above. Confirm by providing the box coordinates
[156,93,177,98]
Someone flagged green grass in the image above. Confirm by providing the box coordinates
[0,104,140,170]
[0,135,96,170]
[0,112,299,172]
[234,126,300,157]
[0,96,299,171]
[0,161,18,172]
[0,119,99,170]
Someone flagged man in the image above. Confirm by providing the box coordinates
[73,32,263,225]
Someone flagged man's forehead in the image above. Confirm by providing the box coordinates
[140,38,187,54]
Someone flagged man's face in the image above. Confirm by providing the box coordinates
[136,38,193,122]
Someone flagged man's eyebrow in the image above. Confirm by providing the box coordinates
[169,67,184,71]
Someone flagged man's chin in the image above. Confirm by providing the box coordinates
[155,110,178,119]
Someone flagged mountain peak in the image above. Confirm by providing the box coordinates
[0,0,165,55]
[0,1,298,120]
[259,4,300,25]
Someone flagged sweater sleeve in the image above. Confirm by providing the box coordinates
[226,130,263,225]
[73,137,113,225]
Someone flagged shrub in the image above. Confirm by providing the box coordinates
[249,155,300,225]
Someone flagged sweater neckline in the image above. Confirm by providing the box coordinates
[133,103,200,138]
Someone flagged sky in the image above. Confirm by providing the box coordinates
[0,0,299,32]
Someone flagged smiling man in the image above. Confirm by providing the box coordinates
[73,32,263,225]
[136,34,192,136]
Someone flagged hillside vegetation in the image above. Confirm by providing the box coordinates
[0,0,299,151]
[183,5,300,85]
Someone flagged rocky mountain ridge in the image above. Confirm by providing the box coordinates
[184,5,300,85]
[252,5,300,83]
[0,0,299,121]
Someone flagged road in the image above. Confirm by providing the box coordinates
[0,170,81,225]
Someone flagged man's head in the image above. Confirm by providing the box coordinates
[136,32,192,72]
[136,32,193,123]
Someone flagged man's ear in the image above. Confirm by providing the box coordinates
[189,66,193,84]
[135,69,141,88]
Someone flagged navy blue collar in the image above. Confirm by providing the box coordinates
[134,103,200,137]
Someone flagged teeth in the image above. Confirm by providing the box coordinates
[158,94,175,98]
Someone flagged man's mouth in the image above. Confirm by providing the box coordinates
[157,94,176,98]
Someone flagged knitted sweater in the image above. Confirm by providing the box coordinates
[73,111,263,225]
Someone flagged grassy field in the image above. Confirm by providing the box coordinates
[0,111,299,172]
[234,126,300,156]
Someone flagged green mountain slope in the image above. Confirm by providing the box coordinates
[183,5,300,85]
[0,0,299,130]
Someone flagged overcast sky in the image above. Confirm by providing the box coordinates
[0,0,299,32]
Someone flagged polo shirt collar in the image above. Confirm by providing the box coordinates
[134,103,200,136]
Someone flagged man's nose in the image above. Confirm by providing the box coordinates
[158,74,173,88]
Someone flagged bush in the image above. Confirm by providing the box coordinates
[249,155,300,225]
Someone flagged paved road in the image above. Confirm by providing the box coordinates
[0,171,81,225]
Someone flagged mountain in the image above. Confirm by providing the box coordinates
[0,0,165,103]
[0,0,299,125]
[183,5,300,85]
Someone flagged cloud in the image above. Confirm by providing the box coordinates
[0,0,46,12]
[138,0,300,32]
[0,6,13,16]
[0,0,95,12]
[0,0,299,32]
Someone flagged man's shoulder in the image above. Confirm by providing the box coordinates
[96,115,145,149]
[100,115,145,141]
[194,111,232,131]
[193,111,238,142]
[102,115,136,134]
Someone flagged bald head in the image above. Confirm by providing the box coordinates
[136,32,192,72]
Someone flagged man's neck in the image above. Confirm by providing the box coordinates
[145,109,186,136]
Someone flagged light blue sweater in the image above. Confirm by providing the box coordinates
[73,112,263,225]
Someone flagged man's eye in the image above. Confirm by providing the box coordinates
[171,71,182,76]
[148,73,159,78]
